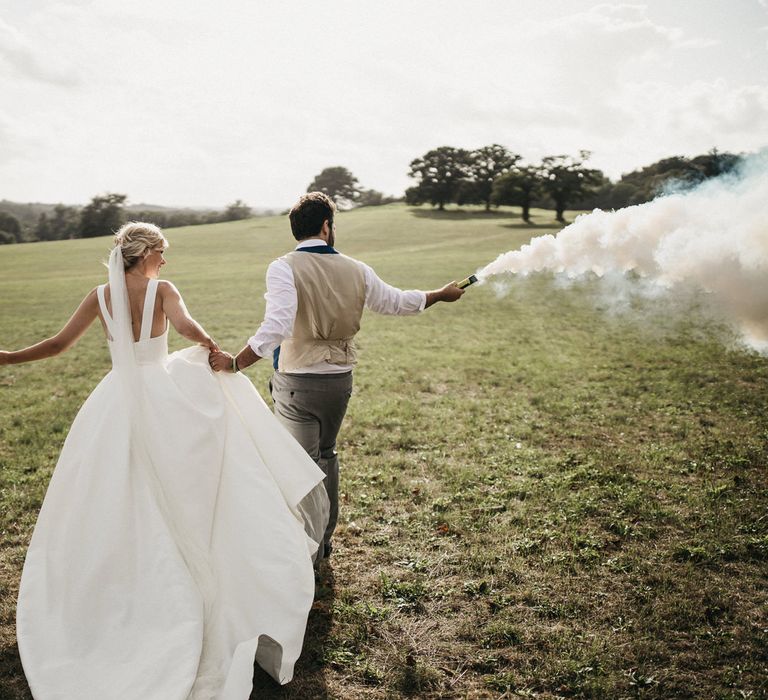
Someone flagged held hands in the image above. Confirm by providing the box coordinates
[209,350,235,373]
[200,337,220,353]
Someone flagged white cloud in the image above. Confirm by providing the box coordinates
[0,1,765,206]
[624,79,768,140]
[586,80,768,176]
[0,18,79,86]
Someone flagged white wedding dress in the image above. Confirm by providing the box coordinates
[16,248,330,700]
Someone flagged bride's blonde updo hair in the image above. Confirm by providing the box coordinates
[114,222,169,269]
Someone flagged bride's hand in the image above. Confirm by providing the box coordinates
[201,337,219,353]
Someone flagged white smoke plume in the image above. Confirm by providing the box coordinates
[479,151,768,351]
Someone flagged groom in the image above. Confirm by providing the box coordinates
[209,192,464,559]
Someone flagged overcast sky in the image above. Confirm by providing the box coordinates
[1,0,767,208]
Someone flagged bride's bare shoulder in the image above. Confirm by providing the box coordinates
[82,286,101,307]
[157,280,179,293]
[157,280,183,302]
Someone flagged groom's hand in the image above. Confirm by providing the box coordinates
[439,281,466,302]
[425,281,465,308]
[209,350,234,373]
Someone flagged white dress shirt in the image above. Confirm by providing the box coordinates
[248,238,427,374]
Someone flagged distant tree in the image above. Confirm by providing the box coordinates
[690,148,742,180]
[131,211,169,228]
[466,144,521,210]
[356,189,401,207]
[202,210,225,225]
[0,230,15,245]
[223,200,252,221]
[35,213,53,241]
[539,151,604,222]
[165,210,208,227]
[0,210,22,243]
[621,156,702,201]
[79,193,127,238]
[603,181,641,209]
[568,173,615,210]
[358,189,383,207]
[307,167,361,206]
[0,200,43,229]
[48,204,80,240]
[407,146,471,210]
[491,164,543,223]
[613,149,743,206]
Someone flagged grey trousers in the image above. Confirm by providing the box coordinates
[270,370,353,550]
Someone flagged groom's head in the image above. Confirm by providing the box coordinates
[289,192,336,243]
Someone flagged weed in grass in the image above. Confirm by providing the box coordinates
[744,535,768,560]
[483,670,519,693]
[393,650,443,696]
[481,620,522,649]
[462,579,491,598]
[379,573,427,613]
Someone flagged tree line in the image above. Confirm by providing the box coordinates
[404,145,743,222]
[304,147,742,224]
[0,195,257,245]
[0,148,743,245]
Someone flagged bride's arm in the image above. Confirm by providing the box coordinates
[158,281,218,351]
[0,289,100,365]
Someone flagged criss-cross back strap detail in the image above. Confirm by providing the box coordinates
[139,279,159,342]
[96,284,115,341]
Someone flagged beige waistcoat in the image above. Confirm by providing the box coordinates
[278,251,366,373]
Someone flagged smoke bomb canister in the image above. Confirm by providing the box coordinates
[457,274,478,289]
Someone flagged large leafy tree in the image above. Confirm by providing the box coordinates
[79,193,127,238]
[465,144,521,210]
[491,164,543,223]
[307,166,361,206]
[540,151,604,222]
[406,146,471,210]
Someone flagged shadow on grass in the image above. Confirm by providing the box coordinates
[0,640,32,700]
[501,221,554,230]
[250,562,335,699]
[406,207,565,230]
[408,207,522,221]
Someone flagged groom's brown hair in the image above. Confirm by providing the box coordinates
[289,192,336,240]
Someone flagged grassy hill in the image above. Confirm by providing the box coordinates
[1,204,766,698]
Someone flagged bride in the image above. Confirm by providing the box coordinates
[0,222,329,700]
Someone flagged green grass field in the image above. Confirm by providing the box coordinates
[1,204,766,699]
